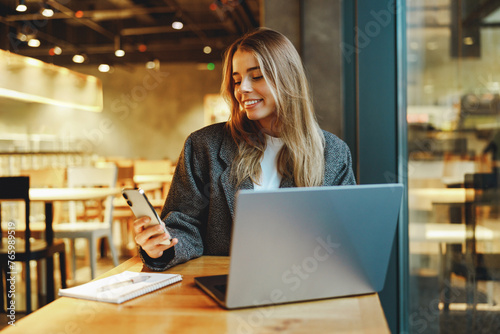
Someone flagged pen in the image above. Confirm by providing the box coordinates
[97,275,151,292]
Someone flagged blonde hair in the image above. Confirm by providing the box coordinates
[221,28,325,187]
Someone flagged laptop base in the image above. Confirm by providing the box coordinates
[194,275,228,308]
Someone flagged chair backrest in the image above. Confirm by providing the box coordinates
[20,168,66,188]
[0,176,30,201]
[133,160,174,198]
[96,159,134,188]
[133,159,172,175]
[116,165,135,188]
[0,176,32,252]
[67,165,117,225]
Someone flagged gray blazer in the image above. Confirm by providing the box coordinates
[140,122,356,270]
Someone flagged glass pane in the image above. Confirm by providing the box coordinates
[407,0,500,333]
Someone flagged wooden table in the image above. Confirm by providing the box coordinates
[29,188,122,202]
[28,187,122,245]
[3,256,390,333]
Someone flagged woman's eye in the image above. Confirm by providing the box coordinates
[234,81,241,86]
[253,76,263,81]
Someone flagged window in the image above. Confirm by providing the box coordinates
[407,1,500,332]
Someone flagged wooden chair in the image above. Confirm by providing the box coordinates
[133,159,172,175]
[53,165,119,279]
[112,164,137,257]
[19,168,66,188]
[0,176,67,313]
[133,159,173,199]
[19,168,67,228]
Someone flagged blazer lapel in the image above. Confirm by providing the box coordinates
[280,176,295,188]
[219,134,253,218]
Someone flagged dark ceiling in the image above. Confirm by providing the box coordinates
[0,0,260,66]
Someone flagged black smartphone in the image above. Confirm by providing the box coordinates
[122,188,171,246]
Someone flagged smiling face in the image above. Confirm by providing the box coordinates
[232,49,277,135]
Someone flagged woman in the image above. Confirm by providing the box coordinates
[134,28,356,270]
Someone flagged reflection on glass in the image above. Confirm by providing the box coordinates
[407,0,500,333]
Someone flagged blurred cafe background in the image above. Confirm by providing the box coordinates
[1,0,500,333]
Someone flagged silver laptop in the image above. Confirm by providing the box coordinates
[194,183,403,309]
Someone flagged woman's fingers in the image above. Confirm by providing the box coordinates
[133,216,150,235]
[132,216,178,259]
[134,223,164,245]
[142,235,179,258]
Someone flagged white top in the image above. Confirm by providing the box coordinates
[254,135,284,191]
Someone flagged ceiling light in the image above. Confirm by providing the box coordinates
[27,39,40,47]
[98,64,111,73]
[146,59,159,70]
[17,32,27,42]
[42,8,54,17]
[49,46,62,56]
[172,21,183,30]
[41,6,54,17]
[114,35,125,57]
[72,54,85,63]
[16,0,27,12]
[203,46,212,54]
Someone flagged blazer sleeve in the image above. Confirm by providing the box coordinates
[139,134,209,271]
[323,132,357,186]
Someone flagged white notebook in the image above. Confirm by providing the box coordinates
[59,271,182,304]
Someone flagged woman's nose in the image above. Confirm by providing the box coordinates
[239,77,252,93]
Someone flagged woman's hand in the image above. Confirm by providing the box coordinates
[133,217,178,258]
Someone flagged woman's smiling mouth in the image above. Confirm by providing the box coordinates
[243,99,262,108]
